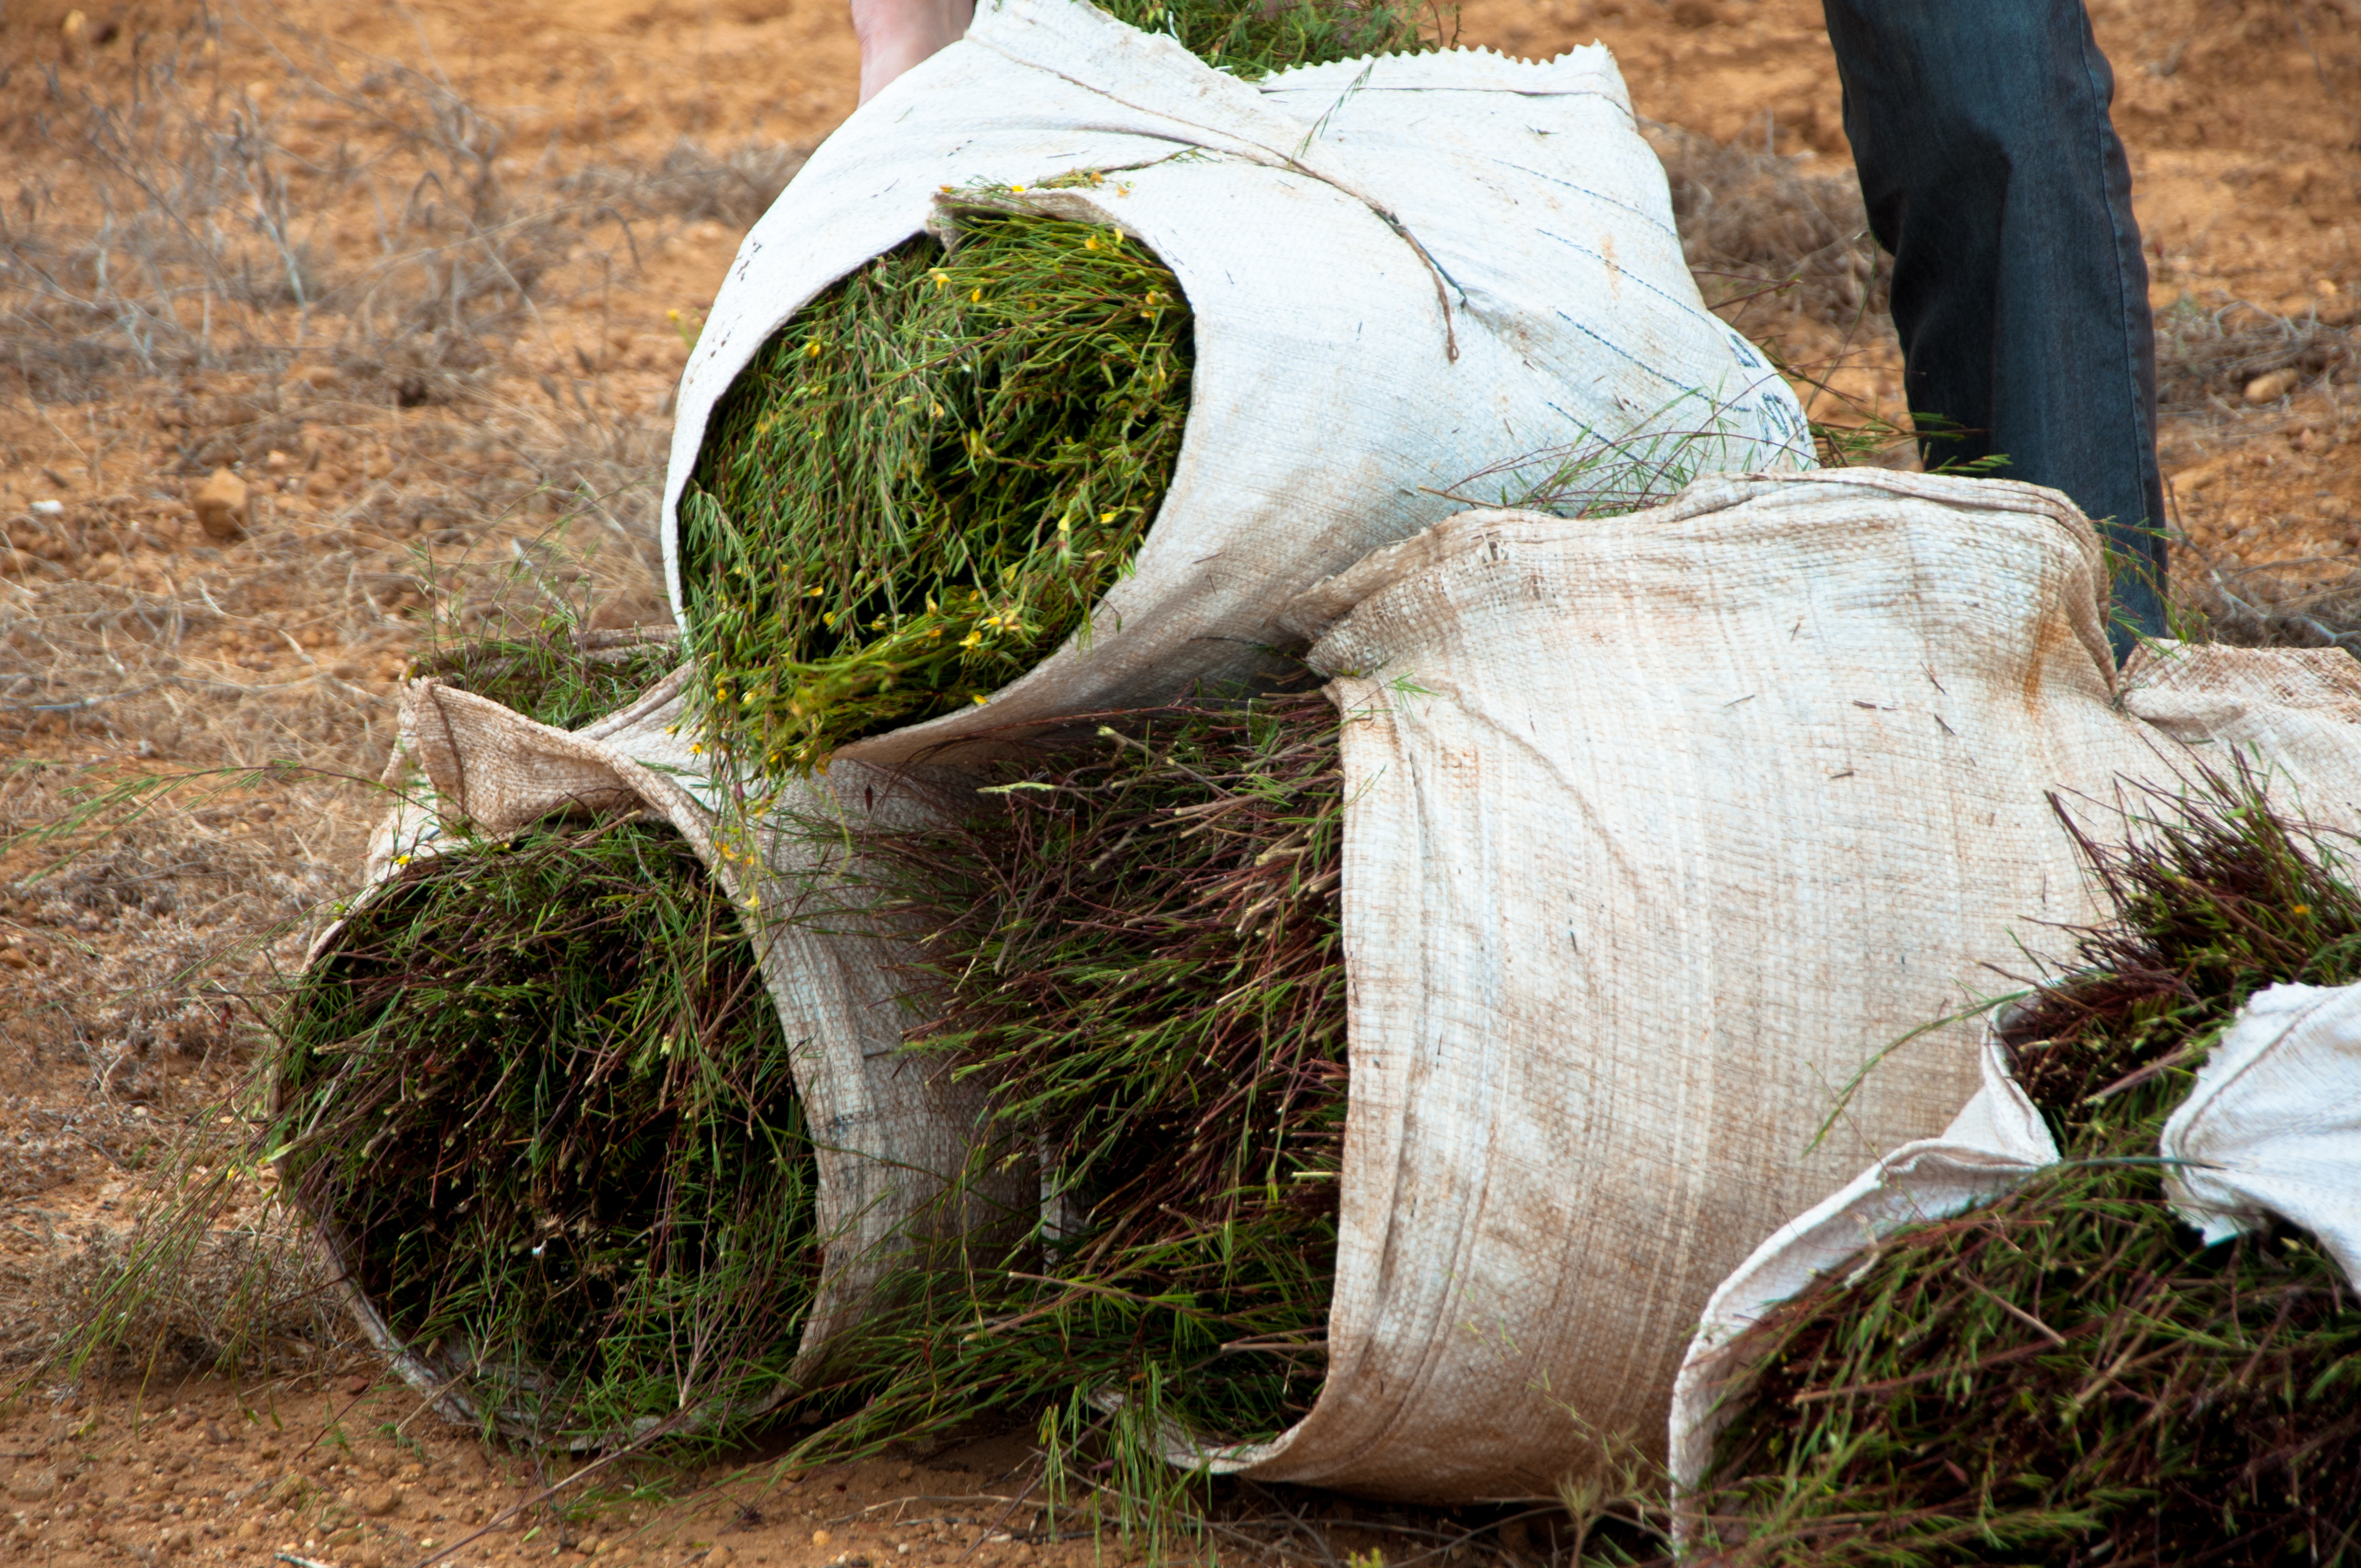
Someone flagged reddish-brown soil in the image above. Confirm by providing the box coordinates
[2,0,2354,1564]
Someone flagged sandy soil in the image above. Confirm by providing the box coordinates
[2,0,2355,1563]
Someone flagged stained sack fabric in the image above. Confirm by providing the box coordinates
[657,0,1811,769]
[1091,469,2153,1499]
[322,671,1017,1439]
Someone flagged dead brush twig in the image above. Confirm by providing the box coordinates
[1644,121,1887,332]
[2153,295,2358,417]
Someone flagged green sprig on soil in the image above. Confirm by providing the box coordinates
[678,209,1193,774]
[795,689,1348,1500]
[1695,769,2361,1566]
[274,816,820,1447]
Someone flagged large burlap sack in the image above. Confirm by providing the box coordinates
[659,0,1811,769]
[1666,978,2361,1526]
[1140,468,2245,1500]
[315,668,1018,1439]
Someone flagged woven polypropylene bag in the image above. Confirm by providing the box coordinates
[311,668,1017,1440]
[657,0,1811,769]
[1123,469,2197,1499]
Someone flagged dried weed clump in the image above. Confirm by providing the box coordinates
[1693,771,2361,1567]
[1645,122,1885,331]
[2153,296,2358,417]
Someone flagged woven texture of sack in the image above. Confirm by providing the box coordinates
[1159,470,2174,1498]
[657,0,1811,769]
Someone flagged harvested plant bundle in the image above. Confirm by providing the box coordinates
[407,622,679,731]
[662,0,1816,782]
[1690,775,2361,1566]
[1089,0,1440,76]
[276,816,822,1446]
[678,208,1193,772]
[806,689,1349,1465]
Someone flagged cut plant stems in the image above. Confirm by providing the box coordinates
[274,816,821,1447]
[408,621,678,731]
[791,688,1348,1484]
[1090,0,1443,77]
[1693,769,2361,1567]
[678,208,1193,774]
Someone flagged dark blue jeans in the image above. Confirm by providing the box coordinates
[1821,0,2168,655]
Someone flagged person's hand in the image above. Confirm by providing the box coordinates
[852,0,977,103]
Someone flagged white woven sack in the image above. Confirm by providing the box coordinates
[1122,468,2179,1501]
[314,667,1015,1440]
[1666,979,2361,1528]
[2119,640,2361,827]
[658,0,1810,769]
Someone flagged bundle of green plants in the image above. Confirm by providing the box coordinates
[1094,0,1444,76]
[1690,771,2361,1566]
[407,619,679,731]
[677,205,1194,775]
[794,687,1348,1498]
[674,0,1446,777]
[273,814,822,1447]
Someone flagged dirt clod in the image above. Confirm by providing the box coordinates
[191,467,251,540]
[2245,366,2301,402]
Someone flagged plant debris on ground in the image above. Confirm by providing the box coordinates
[271,815,821,1447]
[1693,770,2361,1566]
[787,688,1347,1518]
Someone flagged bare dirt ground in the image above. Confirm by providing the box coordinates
[2,0,2355,1565]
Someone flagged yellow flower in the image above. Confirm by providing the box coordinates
[806,585,825,597]
[970,287,983,303]
[690,743,705,755]
[971,694,989,705]
[1099,510,1116,524]
[805,341,823,358]
[1084,236,1098,251]
[960,631,983,649]
[1010,184,1026,193]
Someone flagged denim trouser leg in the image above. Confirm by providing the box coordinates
[1820,0,2168,653]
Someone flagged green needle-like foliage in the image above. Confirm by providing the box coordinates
[410,623,678,732]
[677,0,1451,775]
[1695,770,2361,1566]
[798,688,1347,1488]
[1094,0,1445,76]
[679,208,1192,774]
[275,818,822,1447]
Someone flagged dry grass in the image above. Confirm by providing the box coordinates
[2154,296,2359,417]
[1644,122,1887,333]
[0,1,803,1385]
